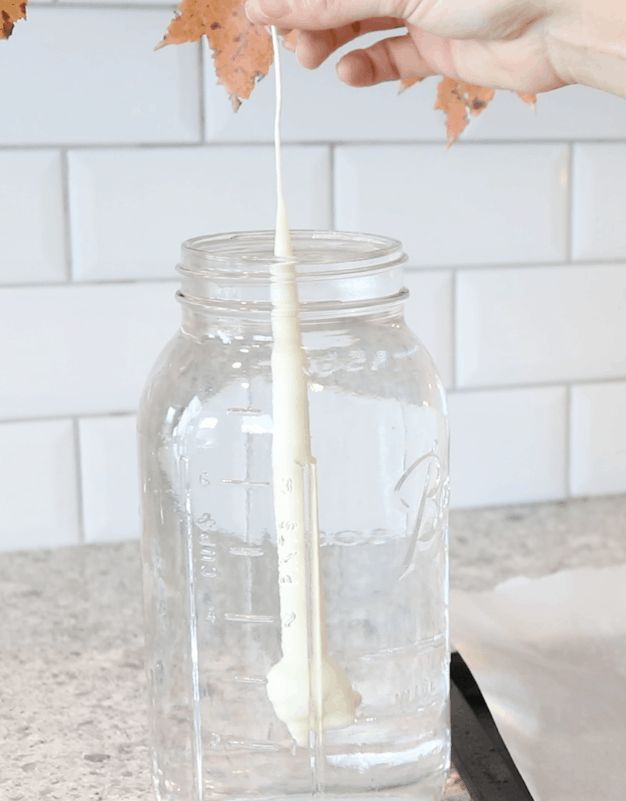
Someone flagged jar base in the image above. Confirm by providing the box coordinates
[154,768,450,801]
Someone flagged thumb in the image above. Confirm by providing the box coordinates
[245,0,413,30]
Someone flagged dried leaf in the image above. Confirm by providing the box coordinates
[401,77,537,143]
[399,76,423,93]
[518,91,537,108]
[1,0,26,39]
[160,3,537,141]
[159,0,273,109]
[435,78,496,145]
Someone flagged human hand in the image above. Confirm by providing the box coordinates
[245,0,626,98]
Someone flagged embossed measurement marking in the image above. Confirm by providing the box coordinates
[227,407,263,416]
[224,737,283,753]
[199,533,218,579]
[207,732,285,753]
[221,478,270,488]
[203,671,268,686]
[357,634,446,661]
[223,612,277,624]
[228,545,265,558]
[233,674,268,686]
[196,513,217,532]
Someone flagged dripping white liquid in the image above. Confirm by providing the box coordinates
[266,26,359,750]
[271,26,292,259]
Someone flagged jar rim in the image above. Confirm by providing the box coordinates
[179,230,406,280]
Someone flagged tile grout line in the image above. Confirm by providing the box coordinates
[449,376,626,394]
[197,42,207,144]
[3,261,626,292]
[5,379,626,428]
[2,138,626,150]
[329,143,336,229]
[565,143,575,263]
[0,411,137,426]
[0,277,180,290]
[72,418,87,546]
[60,148,74,282]
[564,384,573,498]
[404,257,626,272]
[450,269,458,390]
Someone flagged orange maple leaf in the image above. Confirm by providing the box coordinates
[161,6,537,141]
[401,77,536,144]
[159,0,273,110]
[1,0,26,39]
[399,76,423,92]
[435,78,496,144]
[518,91,537,109]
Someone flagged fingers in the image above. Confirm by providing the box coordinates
[293,18,404,69]
[410,27,564,93]
[245,0,411,31]
[247,0,545,42]
[404,0,546,41]
[336,34,435,86]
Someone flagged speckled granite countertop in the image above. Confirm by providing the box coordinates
[3,495,626,801]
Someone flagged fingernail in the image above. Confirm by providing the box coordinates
[245,0,289,23]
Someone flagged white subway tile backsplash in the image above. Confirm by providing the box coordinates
[465,85,626,141]
[0,282,179,419]
[570,382,626,497]
[449,387,567,509]
[79,416,140,543]
[456,264,626,387]
[69,146,330,281]
[404,270,453,387]
[0,150,67,284]
[572,144,626,262]
[1,21,625,547]
[0,420,79,551]
[204,38,446,143]
[0,8,200,145]
[204,44,626,143]
[334,144,568,267]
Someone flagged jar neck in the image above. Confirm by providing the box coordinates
[176,230,408,336]
[179,296,407,340]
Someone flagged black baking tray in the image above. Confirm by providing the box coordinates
[451,652,535,801]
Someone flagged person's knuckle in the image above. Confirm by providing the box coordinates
[309,0,335,20]
[401,0,433,23]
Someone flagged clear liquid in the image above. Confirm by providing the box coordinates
[149,528,449,801]
[141,328,450,801]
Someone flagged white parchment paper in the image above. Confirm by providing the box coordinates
[451,564,626,801]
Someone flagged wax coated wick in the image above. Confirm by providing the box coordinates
[266,26,360,748]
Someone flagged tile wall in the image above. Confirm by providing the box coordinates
[1,5,626,549]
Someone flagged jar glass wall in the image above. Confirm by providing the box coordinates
[139,231,450,801]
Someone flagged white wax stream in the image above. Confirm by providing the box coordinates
[270,26,292,260]
[266,27,359,748]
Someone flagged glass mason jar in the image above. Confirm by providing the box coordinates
[139,231,450,801]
